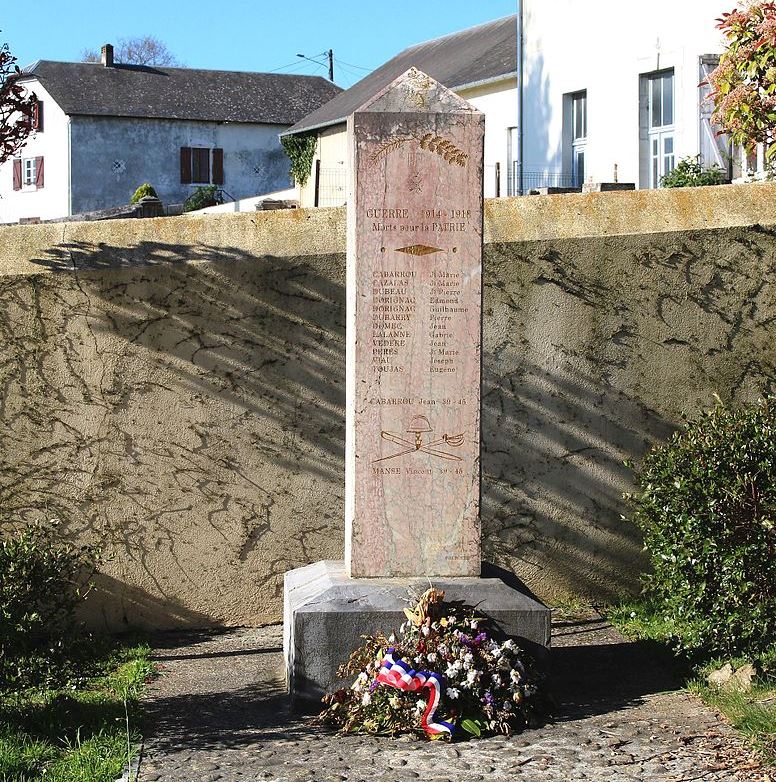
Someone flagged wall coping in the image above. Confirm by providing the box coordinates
[1,181,774,278]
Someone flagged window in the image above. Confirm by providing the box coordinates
[180,147,224,185]
[645,70,675,187]
[12,156,44,190]
[506,127,518,195]
[23,158,36,186]
[32,100,43,132]
[570,91,587,187]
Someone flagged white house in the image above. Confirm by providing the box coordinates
[282,15,518,206]
[517,0,747,192]
[0,45,341,223]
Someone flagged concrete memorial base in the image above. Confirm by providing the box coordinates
[284,560,551,707]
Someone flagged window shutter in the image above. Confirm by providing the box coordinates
[33,100,44,132]
[35,157,44,188]
[12,159,22,191]
[212,148,224,185]
[180,147,192,184]
[699,55,729,175]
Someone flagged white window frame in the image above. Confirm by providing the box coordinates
[22,157,37,187]
[570,91,587,187]
[647,70,675,188]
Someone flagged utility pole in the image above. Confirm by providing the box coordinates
[296,50,334,83]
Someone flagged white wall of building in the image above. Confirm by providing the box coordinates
[296,77,518,207]
[459,77,518,197]
[521,0,727,189]
[0,80,71,223]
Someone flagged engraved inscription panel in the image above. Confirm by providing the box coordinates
[346,70,484,578]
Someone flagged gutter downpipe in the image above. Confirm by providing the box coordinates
[517,1,524,196]
[67,117,72,216]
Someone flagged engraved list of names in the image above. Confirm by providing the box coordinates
[345,68,484,579]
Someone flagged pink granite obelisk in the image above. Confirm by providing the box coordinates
[345,68,484,578]
[285,69,549,707]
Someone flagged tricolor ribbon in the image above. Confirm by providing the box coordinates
[376,648,454,737]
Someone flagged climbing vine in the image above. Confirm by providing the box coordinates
[281,132,318,187]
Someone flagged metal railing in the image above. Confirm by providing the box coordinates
[507,165,581,195]
[313,164,347,208]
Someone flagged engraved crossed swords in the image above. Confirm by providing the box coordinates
[372,415,464,464]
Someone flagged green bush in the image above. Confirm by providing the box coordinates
[183,185,219,212]
[0,520,99,691]
[660,156,728,188]
[626,397,775,657]
[129,183,158,204]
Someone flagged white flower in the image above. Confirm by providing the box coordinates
[466,669,478,685]
[415,698,426,713]
[470,620,479,630]
[446,687,460,700]
[414,656,423,665]
[421,626,431,637]
[362,692,371,706]
[445,663,460,679]
[388,633,396,643]
[502,639,515,651]
[437,644,449,656]
[389,695,400,709]
[510,669,522,684]
[491,673,501,685]
[426,652,437,663]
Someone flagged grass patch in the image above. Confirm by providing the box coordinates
[608,599,776,764]
[0,641,154,782]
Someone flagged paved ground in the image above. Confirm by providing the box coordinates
[138,615,769,781]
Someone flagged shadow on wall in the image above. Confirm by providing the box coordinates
[2,221,772,627]
[81,572,217,631]
[1,240,346,629]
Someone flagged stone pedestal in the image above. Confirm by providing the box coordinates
[284,561,551,707]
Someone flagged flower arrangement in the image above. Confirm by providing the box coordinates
[319,588,544,740]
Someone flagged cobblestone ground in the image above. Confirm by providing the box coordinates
[138,616,769,781]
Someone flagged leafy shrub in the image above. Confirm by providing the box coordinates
[0,520,99,691]
[626,397,775,657]
[661,157,728,188]
[183,185,219,212]
[129,183,158,204]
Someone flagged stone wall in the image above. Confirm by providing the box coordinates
[0,183,774,629]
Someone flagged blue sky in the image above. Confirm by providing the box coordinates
[3,1,517,88]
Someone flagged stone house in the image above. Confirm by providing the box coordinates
[282,15,518,206]
[0,45,341,223]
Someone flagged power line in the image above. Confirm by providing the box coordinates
[334,58,373,72]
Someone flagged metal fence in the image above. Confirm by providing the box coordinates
[507,164,580,195]
[314,165,347,208]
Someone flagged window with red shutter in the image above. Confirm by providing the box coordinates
[191,148,210,184]
[212,148,224,185]
[35,157,44,188]
[180,147,192,184]
[13,159,21,191]
[32,100,44,132]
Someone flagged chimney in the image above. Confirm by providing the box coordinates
[101,44,114,67]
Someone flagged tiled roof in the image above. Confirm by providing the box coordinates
[22,60,343,125]
[284,14,516,135]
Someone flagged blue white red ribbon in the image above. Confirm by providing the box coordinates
[376,648,454,737]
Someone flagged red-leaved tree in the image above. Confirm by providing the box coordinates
[1,37,36,166]
[708,2,776,166]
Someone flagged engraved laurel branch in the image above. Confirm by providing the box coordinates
[370,134,469,167]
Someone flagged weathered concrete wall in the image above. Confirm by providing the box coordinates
[0,183,773,628]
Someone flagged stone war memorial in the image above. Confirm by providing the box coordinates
[284,68,550,706]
